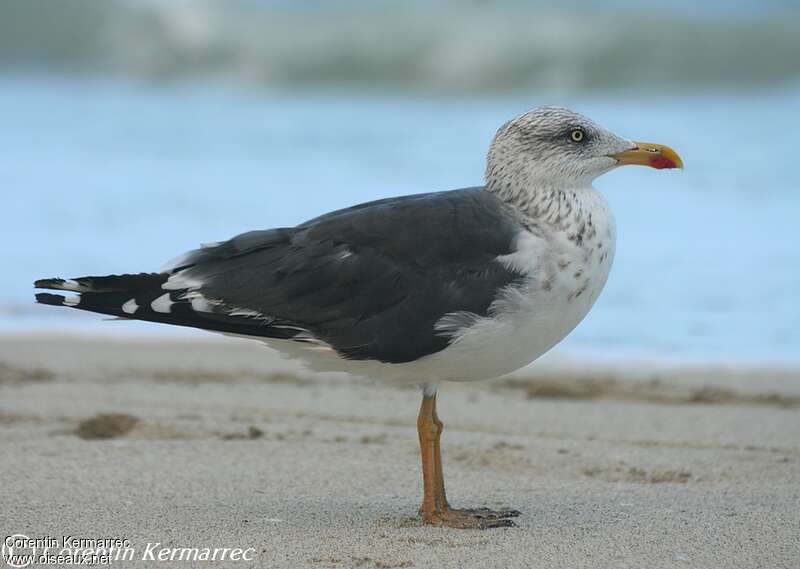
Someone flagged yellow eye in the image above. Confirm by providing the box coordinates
[570,129,585,143]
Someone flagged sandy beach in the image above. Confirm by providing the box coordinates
[1,332,798,568]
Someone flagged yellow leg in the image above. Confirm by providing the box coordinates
[430,399,447,508]
[417,394,449,514]
[416,392,520,529]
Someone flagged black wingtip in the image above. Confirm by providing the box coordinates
[34,278,66,290]
[35,292,66,306]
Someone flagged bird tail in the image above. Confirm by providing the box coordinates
[33,273,293,338]
[35,273,171,319]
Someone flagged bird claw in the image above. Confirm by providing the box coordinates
[462,507,522,520]
[421,506,520,529]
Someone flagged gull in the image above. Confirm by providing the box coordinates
[35,106,682,529]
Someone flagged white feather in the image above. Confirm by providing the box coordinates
[60,279,92,292]
[228,308,264,318]
[190,295,216,313]
[163,270,204,291]
[121,298,139,314]
[151,293,174,313]
[63,295,81,306]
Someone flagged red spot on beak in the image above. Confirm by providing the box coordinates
[649,156,677,169]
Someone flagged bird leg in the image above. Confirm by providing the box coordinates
[416,392,520,529]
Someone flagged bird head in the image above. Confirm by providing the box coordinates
[486,106,682,193]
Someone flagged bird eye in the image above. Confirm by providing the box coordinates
[570,129,585,143]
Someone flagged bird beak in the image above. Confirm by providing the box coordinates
[610,141,684,170]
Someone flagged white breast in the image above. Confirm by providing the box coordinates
[418,186,617,381]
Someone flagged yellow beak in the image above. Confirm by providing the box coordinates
[610,141,684,170]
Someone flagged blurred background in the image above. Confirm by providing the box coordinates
[2,0,799,364]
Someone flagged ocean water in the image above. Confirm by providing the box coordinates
[2,0,800,94]
[3,75,799,364]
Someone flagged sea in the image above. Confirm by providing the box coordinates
[2,0,799,365]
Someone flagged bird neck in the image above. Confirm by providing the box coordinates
[483,143,597,218]
[486,176,601,232]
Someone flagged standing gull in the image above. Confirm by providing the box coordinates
[35,106,682,529]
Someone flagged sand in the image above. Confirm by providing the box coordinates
[1,332,798,568]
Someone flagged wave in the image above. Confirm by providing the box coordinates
[1,0,799,93]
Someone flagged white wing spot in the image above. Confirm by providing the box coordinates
[151,293,174,313]
[121,298,139,315]
[190,295,215,313]
[62,279,92,292]
[63,295,81,306]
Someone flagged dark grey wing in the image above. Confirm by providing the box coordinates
[167,187,526,363]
